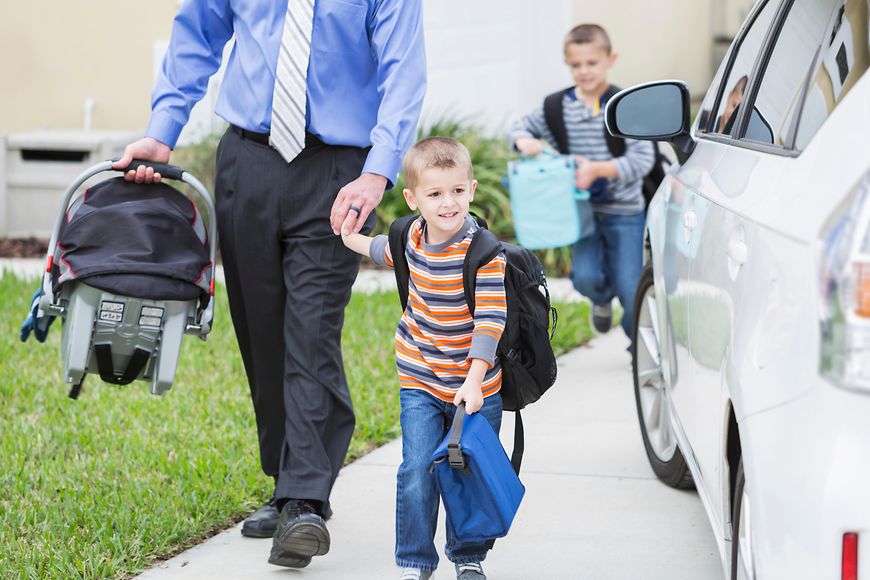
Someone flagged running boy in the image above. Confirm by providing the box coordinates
[340,137,506,580]
[510,24,655,342]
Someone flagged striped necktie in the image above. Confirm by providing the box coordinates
[269,0,314,163]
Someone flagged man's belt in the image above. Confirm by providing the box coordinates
[229,125,325,149]
[229,124,271,146]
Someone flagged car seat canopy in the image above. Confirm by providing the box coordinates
[52,177,212,302]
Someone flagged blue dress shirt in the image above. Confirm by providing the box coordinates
[146,0,426,185]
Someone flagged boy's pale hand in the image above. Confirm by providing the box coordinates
[112,137,172,184]
[575,155,599,190]
[453,380,484,414]
[515,137,544,157]
[340,212,357,237]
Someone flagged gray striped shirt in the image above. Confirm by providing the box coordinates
[510,92,655,215]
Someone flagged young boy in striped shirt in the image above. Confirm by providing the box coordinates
[510,24,654,344]
[340,137,506,580]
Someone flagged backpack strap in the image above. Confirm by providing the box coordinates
[388,214,419,311]
[600,84,626,158]
[543,87,573,155]
[511,410,524,474]
[462,228,525,474]
[545,84,627,159]
[462,228,502,314]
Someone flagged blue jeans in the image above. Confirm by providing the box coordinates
[395,388,504,572]
[571,210,645,339]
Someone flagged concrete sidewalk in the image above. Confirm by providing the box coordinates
[137,331,722,580]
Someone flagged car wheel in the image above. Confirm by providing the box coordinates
[731,460,756,580]
[632,264,694,489]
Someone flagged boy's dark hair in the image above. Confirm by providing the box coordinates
[564,23,611,54]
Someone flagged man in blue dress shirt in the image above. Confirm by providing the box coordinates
[114,0,426,569]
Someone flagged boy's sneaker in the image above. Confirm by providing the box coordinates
[591,303,612,333]
[455,562,486,579]
[400,568,434,580]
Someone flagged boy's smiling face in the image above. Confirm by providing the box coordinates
[403,166,477,244]
[564,42,617,97]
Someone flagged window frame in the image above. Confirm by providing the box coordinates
[697,0,804,158]
[698,0,779,136]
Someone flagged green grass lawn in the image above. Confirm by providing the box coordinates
[0,274,591,578]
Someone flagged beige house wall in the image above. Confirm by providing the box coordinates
[2,1,757,136]
[1,1,179,133]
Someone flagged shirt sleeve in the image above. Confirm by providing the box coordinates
[146,0,234,149]
[362,0,427,187]
[369,234,393,268]
[508,104,559,152]
[467,253,507,367]
[613,138,656,182]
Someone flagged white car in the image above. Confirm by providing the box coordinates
[604,0,870,578]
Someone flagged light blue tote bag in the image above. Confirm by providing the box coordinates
[507,152,594,250]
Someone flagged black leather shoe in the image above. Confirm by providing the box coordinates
[272,500,330,559]
[268,544,312,568]
[241,497,279,538]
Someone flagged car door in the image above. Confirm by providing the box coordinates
[686,0,853,542]
[665,0,781,533]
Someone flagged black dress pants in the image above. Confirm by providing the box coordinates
[214,128,372,502]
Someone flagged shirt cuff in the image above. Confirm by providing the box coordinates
[370,234,389,267]
[467,334,498,368]
[145,111,185,150]
[362,145,403,189]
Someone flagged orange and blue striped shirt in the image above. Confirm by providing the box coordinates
[370,217,507,402]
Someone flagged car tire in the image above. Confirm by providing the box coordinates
[632,263,694,489]
[731,460,755,580]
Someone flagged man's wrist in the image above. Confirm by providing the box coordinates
[363,172,389,188]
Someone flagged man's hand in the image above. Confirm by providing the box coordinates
[330,172,388,235]
[453,379,484,414]
[112,137,172,184]
[515,137,544,157]
[575,155,599,190]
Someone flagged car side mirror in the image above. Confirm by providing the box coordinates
[605,81,695,163]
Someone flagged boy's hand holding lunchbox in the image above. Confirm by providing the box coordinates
[453,381,484,414]
[453,358,489,413]
[574,154,597,189]
[515,137,544,157]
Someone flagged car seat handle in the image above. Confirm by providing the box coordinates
[113,158,185,181]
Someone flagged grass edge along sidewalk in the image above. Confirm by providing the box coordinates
[0,274,593,579]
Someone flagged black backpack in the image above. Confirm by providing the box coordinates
[388,214,558,474]
[543,84,669,206]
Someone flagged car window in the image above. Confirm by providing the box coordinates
[793,0,870,149]
[707,0,779,137]
[695,42,732,134]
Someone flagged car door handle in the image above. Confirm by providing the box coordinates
[728,238,747,265]
[682,210,697,231]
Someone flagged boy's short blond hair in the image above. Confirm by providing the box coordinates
[564,23,612,54]
[402,137,473,191]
